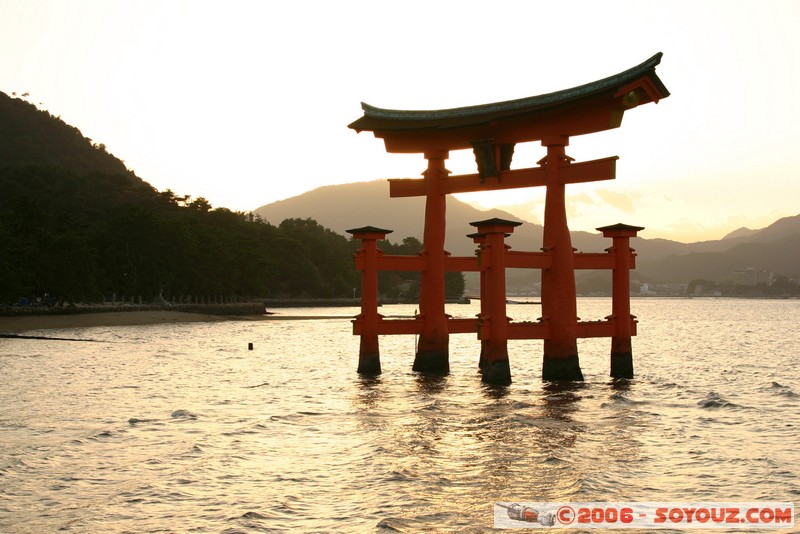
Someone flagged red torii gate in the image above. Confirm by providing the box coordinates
[347,53,669,382]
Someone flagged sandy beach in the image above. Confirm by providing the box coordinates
[0,310,258,333]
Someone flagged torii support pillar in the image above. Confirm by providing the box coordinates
[413,151,450,375]
[347,226,393,375]
[598,223,644,378]
[540,139,583,381]
[471,218,522,385]
[468,232,489,371]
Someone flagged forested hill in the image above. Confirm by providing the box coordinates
[1,91,460,307]
[0,91,138,179]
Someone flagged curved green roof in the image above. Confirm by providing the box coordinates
[349,53,668,133]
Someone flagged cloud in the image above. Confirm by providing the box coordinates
[569,192,595,205]
[593,189,640,214]
[565,192,594,219]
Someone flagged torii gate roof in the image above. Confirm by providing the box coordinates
[349,53,669,153]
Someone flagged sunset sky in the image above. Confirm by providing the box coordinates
[1,0,798,242]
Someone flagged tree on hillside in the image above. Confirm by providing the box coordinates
[277,218,358,298]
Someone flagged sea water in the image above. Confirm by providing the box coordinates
[1,298,799,532]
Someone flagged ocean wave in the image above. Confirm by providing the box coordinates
[697,391,741,409]
[170,409,197,419]
[766,381,799,398]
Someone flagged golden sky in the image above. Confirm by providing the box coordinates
[1,0,798,242]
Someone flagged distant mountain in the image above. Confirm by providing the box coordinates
[722,226,759,240]
[256,181,800,283]
[255,179,550,256]
[640,233,800,282]
[636,214,800,282]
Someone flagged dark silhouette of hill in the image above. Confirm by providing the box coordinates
[256,182,800,283]
[0,91,370,305]
[0,91,147,185]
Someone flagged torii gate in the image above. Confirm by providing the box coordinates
[348,53,669,382]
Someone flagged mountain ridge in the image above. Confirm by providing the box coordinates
[255,181,800,284]
[0,91,146,186]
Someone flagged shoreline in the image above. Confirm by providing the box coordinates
[0,310,265,333]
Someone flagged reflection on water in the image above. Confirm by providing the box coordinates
[414,373,448,396]
[1,299,799,531]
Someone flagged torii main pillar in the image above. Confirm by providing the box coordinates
[413,151,450,373]
[540,138,582,380]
